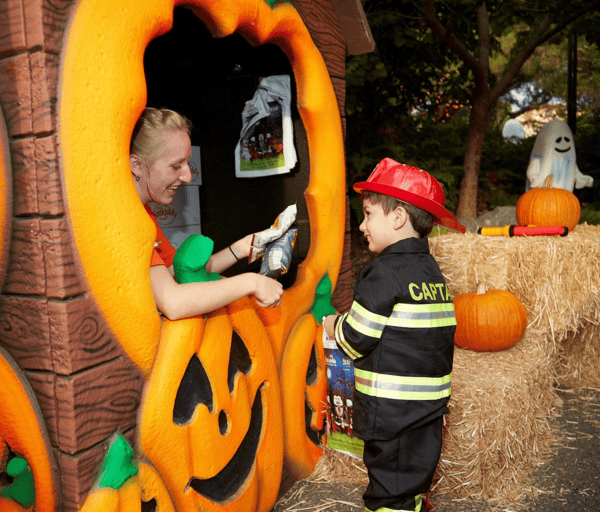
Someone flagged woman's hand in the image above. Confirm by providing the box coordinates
[252,274,283,308]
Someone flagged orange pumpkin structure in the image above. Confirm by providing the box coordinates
[516,175,581,232]
[453,284,528,352]
[137,297,284,512]
[1,0,350,508]
[0,347,57,512]
[79,438,176,512]
[280,314,328,479]
[60,0,345,506]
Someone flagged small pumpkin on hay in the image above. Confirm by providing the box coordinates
[516,175,581,232]
[453,283,527,351]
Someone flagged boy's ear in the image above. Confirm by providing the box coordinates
[393,205,408,230]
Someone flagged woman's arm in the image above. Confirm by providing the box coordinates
[150,264,282,320]
[206,234,253,275]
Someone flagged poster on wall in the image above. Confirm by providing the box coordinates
[189,145,202,185]
[235,75,297,178]
[323,333,364,458]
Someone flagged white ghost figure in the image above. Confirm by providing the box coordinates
[526,119,594,191]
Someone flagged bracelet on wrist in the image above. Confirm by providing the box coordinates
[229,245,240,261]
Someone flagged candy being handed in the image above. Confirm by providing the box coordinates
[249,204,297,263]
[259,228,297,278]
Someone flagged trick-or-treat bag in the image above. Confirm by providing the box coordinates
[259,228,298,279]
[249,204,296,264]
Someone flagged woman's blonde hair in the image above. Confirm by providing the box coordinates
[130,107,192,165]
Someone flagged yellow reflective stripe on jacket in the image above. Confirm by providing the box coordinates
[388,302,456,328]
[346,301,388,338]
[355,369,452,400]
[365,494,422,512]
[335,312,362,360]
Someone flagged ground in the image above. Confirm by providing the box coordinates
[273,387,600,511]
[273,207,600,512]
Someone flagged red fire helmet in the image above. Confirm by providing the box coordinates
[353,158,466,233]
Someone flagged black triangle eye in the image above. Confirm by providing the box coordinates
[227,331,252,393]
[565,137,570,143]
[141,499,157,512]
[173,354,214,425]
[556,137,562,143]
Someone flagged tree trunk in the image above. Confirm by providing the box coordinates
[456,93,490,218]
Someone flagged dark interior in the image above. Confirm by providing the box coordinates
[143,7,311,284]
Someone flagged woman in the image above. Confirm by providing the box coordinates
[130,107,283,320]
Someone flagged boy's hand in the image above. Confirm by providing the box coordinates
[323,314,337,339]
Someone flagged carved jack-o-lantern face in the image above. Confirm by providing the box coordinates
[0,348,56,512]
[138,296,283,512]
[279,314,327,479]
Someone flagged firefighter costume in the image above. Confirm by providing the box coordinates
[333,159,465,512]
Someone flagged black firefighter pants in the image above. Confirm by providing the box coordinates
[362,416,443,512]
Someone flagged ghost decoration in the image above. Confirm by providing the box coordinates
[526,119,594,191]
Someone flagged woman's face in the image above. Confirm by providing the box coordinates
[135,129,193,205]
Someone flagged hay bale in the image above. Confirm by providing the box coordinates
[430,223,600,363]
[428,223,600,502]
[313,225,600,506]
[558,323,600,388]
[433,329,559,503]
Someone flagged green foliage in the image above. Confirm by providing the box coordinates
[573,110,600,210]
[580,207,600,226]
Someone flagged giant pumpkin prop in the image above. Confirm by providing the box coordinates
[280,314,328,479]
[60,0,344,508]
[60,0,345,375]
[0,115,8,277]
[138,296,283,512]
[0,347,57,512]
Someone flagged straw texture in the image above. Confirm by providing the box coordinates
[314,224,600,506]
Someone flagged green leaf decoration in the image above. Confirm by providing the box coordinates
[311,275,337,322]
[0,456,35,508]
[97,434,138,490]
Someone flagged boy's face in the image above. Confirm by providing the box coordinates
[359,198,399,254]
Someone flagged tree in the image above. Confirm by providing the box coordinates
[421,0,600,217]
[346,0,600,218]
[493,21,600,116]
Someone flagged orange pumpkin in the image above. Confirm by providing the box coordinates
[279,315,328,479]
[79,460,175,512]
[516,175,581,231]
[0,348,57,512]
[79,480,141,512]
[138,297,283,512]
[453,284,527,352]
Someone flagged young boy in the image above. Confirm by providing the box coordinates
[324,158,466,512]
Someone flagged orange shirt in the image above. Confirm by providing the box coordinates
[145,205,176,267]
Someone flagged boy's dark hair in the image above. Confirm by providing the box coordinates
[362,190,434,238]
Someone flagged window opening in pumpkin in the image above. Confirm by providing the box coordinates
[143,6,310,289]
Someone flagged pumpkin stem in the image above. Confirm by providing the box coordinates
[476,283,487,295]
[543,174,553,189]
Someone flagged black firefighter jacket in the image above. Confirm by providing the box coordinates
[334,236,455,441]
